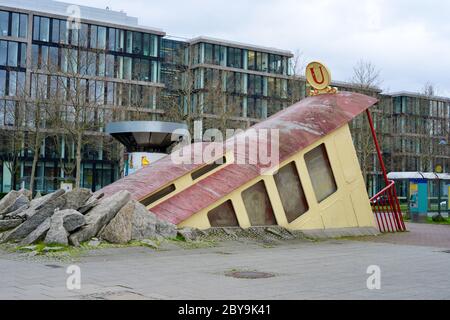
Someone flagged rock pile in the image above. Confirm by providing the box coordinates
[0,188,178,246]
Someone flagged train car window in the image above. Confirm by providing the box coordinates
[208,200,239,227]
[305,144,337,202]
[242,181,277,226]
[141,184,176,207]
[274,162,309,223]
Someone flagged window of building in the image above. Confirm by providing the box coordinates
[79,23,88,48]
[105,54,114,78]
[227,47,242,69]
[123,57,132,80]
[242,180,277,226]
[0,11,8,36]
[97,26,107,50]
[39,17,50,42]
[7,41,18,67]
[273,162,309,223]
[0,41,7,66]
[0,11,27,38]
[51,19,60,43]
[304,144,337,202]
[247,98,263,119]
[59,20,68,44]
[150,35,158,57]
[126,31,133,54]
[11,13,19,38]
[208,200,240,227]
[18,42,25,68]
[0,70,6,96]
[108,28,116,51]
[89,25,98,49]
[132,31,142,54]
[71,26,79,46]
[204,43,213,64]
[248,50,255,70]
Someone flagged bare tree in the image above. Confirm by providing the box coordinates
[43,43,106,188]
[202,70,240,136]
[0,101,25,191]
[286,50,306,105]
[350,60,384,186]
[422,82,436,97]
[351,59,382,90]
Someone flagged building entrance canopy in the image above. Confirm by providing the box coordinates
[106,121,189,153]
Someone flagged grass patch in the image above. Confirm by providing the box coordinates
[426,217,450,225]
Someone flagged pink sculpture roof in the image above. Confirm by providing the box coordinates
[99,92,378,224]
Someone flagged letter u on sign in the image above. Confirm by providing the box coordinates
[306,61,331,90]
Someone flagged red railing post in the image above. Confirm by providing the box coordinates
[366,109,406,233]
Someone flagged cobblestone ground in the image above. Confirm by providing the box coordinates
[0,223,449,300]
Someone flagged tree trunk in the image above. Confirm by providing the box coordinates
[29,133,41,194]
[75,133,82,189]
[119,144,126,178]
[29,149,39,194]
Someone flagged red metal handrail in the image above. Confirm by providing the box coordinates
[370,180,406,233]
[366,109,406,233]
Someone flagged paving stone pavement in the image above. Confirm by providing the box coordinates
[0,223,450,300]
[359,222,450,248]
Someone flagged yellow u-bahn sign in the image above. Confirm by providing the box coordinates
[306,61,338,96]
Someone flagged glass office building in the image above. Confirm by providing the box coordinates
[0,0,294,193]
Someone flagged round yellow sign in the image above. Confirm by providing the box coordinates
[306,61,331,90]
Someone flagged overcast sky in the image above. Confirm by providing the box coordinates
[72,0,450,96]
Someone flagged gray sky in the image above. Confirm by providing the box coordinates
[72,0,450,96]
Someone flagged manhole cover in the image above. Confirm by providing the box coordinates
[225,271,275,279]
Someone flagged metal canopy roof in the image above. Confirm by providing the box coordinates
[106,121,188,153]
[388,172,450,181]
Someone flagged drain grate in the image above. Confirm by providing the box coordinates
[442,250,450,254]
[225,271,275,279]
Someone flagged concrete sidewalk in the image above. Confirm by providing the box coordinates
[0,231,449,300]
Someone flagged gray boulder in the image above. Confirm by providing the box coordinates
[63,211,86,232]
[100,201,134,244]
[14,189,67,221]
[20,218,51,245]
[30,190,65,210]
[156,218,177,239]
[79,193,104,215]
[61,189,92,211]
[69,191,131,246]
[18,189,32,200]
[44,209,84,245]
[0,219,22,232]
[131,202,158,241]
[5,189,95,242]
[1,195,30,217]
[45,210,69,245]
[4,204,29,220]
[3,195,66,243]
[0,191,20,216]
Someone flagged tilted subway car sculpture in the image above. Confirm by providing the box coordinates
[99,92,387,235]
